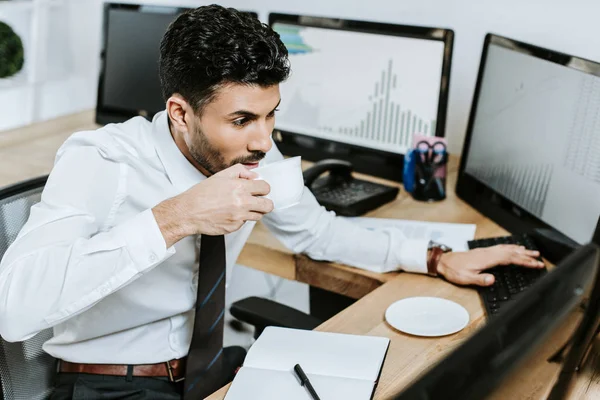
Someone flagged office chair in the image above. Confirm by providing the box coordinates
[0,176,320,398]
[0,176,56,400]
[230,296,321,339]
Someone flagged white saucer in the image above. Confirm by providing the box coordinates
[385,297,470,337]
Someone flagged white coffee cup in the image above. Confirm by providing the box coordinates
[253,156,304,211]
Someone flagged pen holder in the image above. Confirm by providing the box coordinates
[403,138,448,202]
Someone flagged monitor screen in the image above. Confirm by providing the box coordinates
[273,23,445,154]
[269,14,453,182]
[457,34,600,246]
[96,4,258,125]
[97,4,185,124]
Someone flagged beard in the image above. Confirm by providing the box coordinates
[187,125,266,175]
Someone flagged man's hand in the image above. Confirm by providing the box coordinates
[153,164,274,247]
[437,245,544,287]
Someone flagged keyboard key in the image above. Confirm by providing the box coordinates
[487,292,499,303]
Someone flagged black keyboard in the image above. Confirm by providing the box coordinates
[311,179,399,217]
[313,180,389,203]
[468,234,547,317]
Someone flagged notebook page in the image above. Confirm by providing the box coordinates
[243,327,389,382]
[224,367,375,400]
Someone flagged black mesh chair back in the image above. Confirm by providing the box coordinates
[0,176,56,400]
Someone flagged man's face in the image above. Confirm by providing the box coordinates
[183,83,280,175]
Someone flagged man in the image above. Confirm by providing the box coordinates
[0,5,543,399]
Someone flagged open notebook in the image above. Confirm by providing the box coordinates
[224,327,390,400]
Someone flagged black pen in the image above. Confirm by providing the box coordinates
[294,363,321,400]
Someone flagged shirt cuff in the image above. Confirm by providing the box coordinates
[396,239,429,274]
[113,209,176,271]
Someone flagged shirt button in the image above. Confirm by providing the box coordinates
[149,253,157,263]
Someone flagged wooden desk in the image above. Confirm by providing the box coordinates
[206,266,486,400]
[208,269,600,400]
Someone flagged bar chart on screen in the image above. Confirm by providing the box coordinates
[274,23,444,155]
[467,162,553,218]
[320,60,436,148]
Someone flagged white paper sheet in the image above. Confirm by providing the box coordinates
[225,368,375,400]
[242,327,389,381]
[344,217,477,252]
[224,327,390,400]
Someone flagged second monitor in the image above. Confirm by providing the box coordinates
[457,34,600,257]
[269,13,454,182]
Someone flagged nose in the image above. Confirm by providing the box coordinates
[248,122,273,154]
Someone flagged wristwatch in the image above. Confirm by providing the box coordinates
[427,240,452,277]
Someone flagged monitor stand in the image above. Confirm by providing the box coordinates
[275,131,405,183]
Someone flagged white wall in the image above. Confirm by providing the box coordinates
[111,0,600,153]
[2,0,599,153]
[35,0,103,121]
[0,0,103,132]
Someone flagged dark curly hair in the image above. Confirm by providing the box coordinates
[159,5,290,115]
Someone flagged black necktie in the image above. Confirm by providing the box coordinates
[184,234,226,399]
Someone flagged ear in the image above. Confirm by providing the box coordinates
[166,94,193,133]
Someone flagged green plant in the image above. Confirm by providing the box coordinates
[0,21,24,78]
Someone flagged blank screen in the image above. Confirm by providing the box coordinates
[102,7,180,115]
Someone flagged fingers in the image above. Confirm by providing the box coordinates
[511,253,545,269]
[237,166,258,180]
[497,244,538,256]
[490,245,543,268]
[456,271,495,287]
[218,164,258,180]
[495,244,533,254]
[475,273,495,287]
[247,196,274,214]
[445,269,495,287]
[243,179,271,196]
[522,249,540,258]
[243,211,266,222]
[505,246,544,268]
[443,244,544,288]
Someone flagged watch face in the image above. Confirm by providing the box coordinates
[430,241,451,252]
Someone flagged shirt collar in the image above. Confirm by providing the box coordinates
[152,111,207,193]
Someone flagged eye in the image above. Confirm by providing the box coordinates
[233,118,249,127]
[267,108,280,118]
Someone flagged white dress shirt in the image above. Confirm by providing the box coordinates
[0,111,428,363]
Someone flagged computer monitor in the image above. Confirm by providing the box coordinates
[392,243,600,400]
[96,3,186,124]
[269,13,454,182]
[456,34,600,260]
[96,3,257,125]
